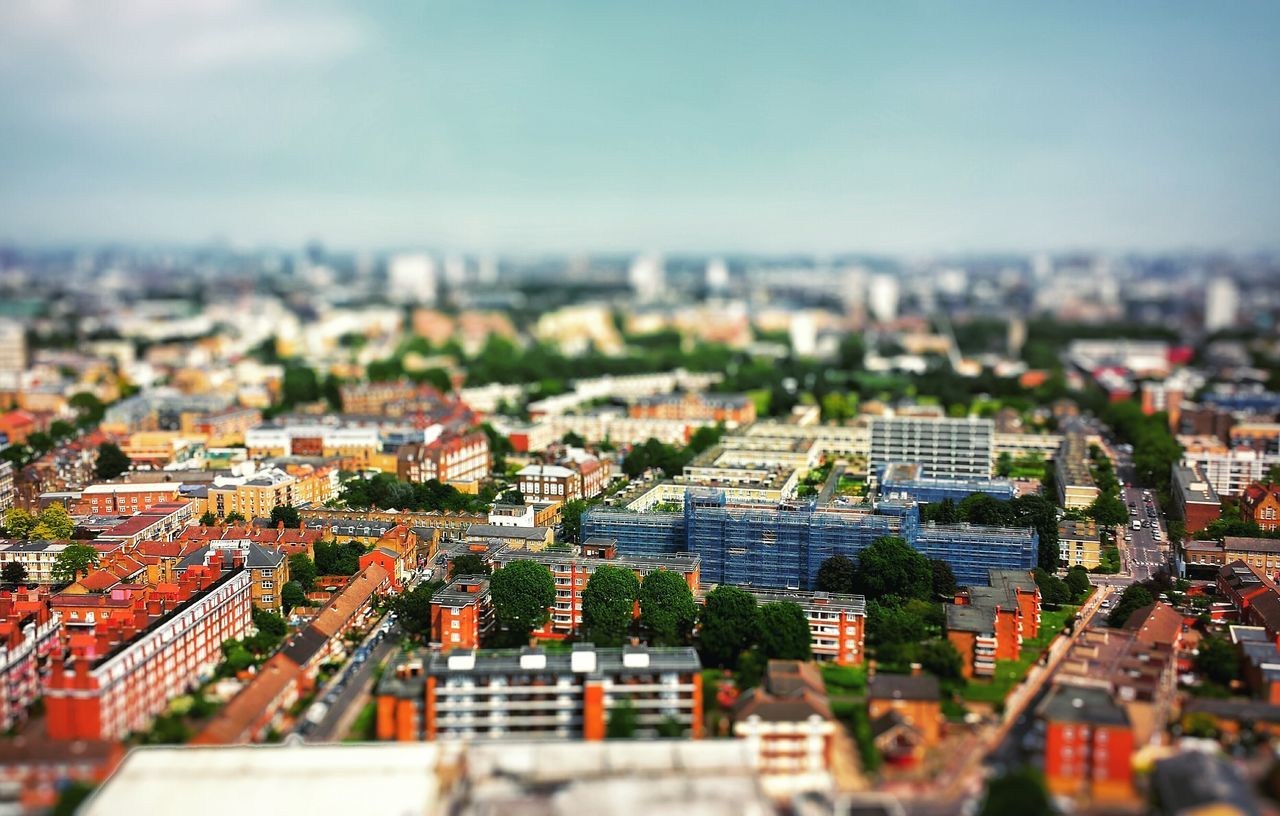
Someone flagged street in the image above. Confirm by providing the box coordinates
[301,625,400,742]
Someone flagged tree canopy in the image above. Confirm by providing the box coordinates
[639,569,698,646]
[269,505,302,529]
[394,582,439,638]
[94,442,131,481]
[490,560,556,645]
[930,559,958,599]
[51,544,99,584]
[30,504,75,541]
[581,565,641,647]
[853,537,932,602]
[756,602,811,661]
[699,585,759,668]
[336,472,486,514]
[1107,584,1154,627]
[314,541,365,576]
[816,554,857,594]
[287,554,317,592]
[449,553,490,579]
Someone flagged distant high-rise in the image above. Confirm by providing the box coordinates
[868,416,994,482]
[868,274,899,323]
[842,266,868,313]
[705,258,729,295]
[388,254,438,304]
[1007,318,1026,357]
[0,320,25,377]
[1204,277,1238,332]
[789,312,817,357]
[629,253,665,302]
[443,255,468,288]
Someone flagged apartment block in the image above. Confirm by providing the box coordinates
[375,644,703,741]
[0,588,61,731]
[628,392,756,426]
[79,482,182,515]
[945,569,1041,679]
[1055,432,1099,510]
[1171,462,1222,534]
[181,407,262,447]
[868,416,994,482]
[397,431,490,486]
[0,461,14,512]
[0,541,71,584]
[1058,518,1103,569]
[1040,685,1134,800]
[1180,444,1280,498]
[206,464,335,522]
[741,587,866,666]
[245,424,380,467]
[430,575,494,650]
[732,660,838,796]
[877,462,1015,504]
[179,541,287,613]
[44,564,252,741]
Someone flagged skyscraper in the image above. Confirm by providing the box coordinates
[629,253,665,302]
[1204,276,1238,332]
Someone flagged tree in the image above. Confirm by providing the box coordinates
[853,537,931,602]
[816,554,857,593]
[980,769,1054,816]
[757,602,811,660]
[996,451,1014,477]
[1033,568,1071,607]
[561,499,589,545]
[449,553,490,579]
[314,540,365,576]
[94,442,131,481]
[490,560,556,645]
[49,419,75,442]
[933,498,960,524]
[916,639,964,680]
[1195,635,1240,687]
[287,554,317,592]
[2,562,27,585]
[930,559,958,599]
[224,511,246,524]
[1087,493,1128,527]
[1064,566,1092,600]
[393,582,438,638]
[699,585,759,668]
[562,431,586,448]
[51,781,96,816]
[252,607,287,639]
[31,504,75,541]
[26,432,53,455]
[582,565,641,647]
[51,544,99,583]
[199,511,218,526]
[3,508,34,540]
[866,600,927,647]
[639,569,698,646]
[269,505,301,529]
[1107,584,1154,627]
[0,444,31,468]
[282,581,307,612]
[606,699,639,739]
[69,392,106,425]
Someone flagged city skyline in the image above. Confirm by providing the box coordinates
[2,1,1279,254]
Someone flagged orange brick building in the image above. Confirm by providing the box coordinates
[430,575,494,650]
[79,482,182,515]
[742,587,867,666]
[1040,685,1134,800]
[1242,482,1280,532]
[945,569,1041,679]
[867,670,943,765]
[629,392,756,426]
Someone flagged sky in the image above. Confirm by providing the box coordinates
[1,0,1278,254]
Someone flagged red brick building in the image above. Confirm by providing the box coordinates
[79,482,182,516]
[733,660,838,794]
[430,575,494,650]
[743,588,867,666]
[629,392,756,426]
[1040,685,1134,800]
[397,431,490,486]
[1242,482,1280,532]
[0,588,60,731]
[43,563,252,741]
[945,569,1041,679]
[1171,463,1222,535]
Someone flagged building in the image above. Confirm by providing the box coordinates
[0,541,70,584]
[1180,446,1280,499]
[1171,463,1223,534]
[205,464,336,522]
[868,416,993,483]
[44,564,252,740]
[1058,518,1103,569]
[79,482,182,515]
[1241,482,1280,532]
[245,423,380,467]
[1204,276,1239,333]
[866,671,942,765]
[516,464,580,503]
[397,431,490,487]
[1152,750,1262,816]
[357,524,420,589]
[732,660,838,796]
[741,587,866,666]
[178,540,287,613]
[181,407,262,447]
[945,569,1041,678]
[375,644,703,741]
[0,461,13,512]
[0,588,60,731]
[430,575,493,650]
[629,392,756,427]
[1055,432,1099,510]
[388,253,438,305]
[877,462,1015,504]
[1039,685,1134,800]
[489,544,700,638]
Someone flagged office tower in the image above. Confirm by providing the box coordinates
[868,416,995,481]
[388,253,438,304]
[629,253,665,302]
[789,311,817,357]
[1205,276,1238,332]
[868,274,899,323]
[1007,317,1026,356]
[842,266,868,314]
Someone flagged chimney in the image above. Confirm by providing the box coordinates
[910,662,923,677]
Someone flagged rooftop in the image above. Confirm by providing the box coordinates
[868,673,939,702]
[1038,684,1128,726]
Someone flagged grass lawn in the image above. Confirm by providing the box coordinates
[959,606,1075,704]
[831,699,881,773]
[343,701,378,742]
[821,662,867,696]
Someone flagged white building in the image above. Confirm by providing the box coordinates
[388,254,437,305]
[1205,276,1239,333]
[868,274,899,323]
[628,253,665,303]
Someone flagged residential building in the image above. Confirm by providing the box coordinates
[516,464,580,503]
[1241,482,1280,532]
[44,564,252,740]
[245,424,380,467]
[945,569,1041,679]
[1059,518,1103,569]
[397,431,490,487]
[1171,463,1222,534]
[732,660,838,796]
[1152,750,1263,816]
[180,407,262,447]
[463,524,553,552]
[868,416,994,482]
[1055,432,1099,510]
[0,461,15,512]
[866,671,942,764]
[629,392,756,426]
[877,462,1015,504]
[0,541,70,584]
[0,588,60,731]
[357,524,420,589]
[1180,445,1280,499]
[1219,537,1280,583]
[741,587,866,666]
[79,482,182,515]
[374,644,703,741]
[430,575,493,650]
[206,465,330,522]
[178,540,287,613]
[1039,685,1134,800]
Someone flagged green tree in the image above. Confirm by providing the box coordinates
[490,560,556,645]
[816,554,857,593]
[582,565,641,647]
[282,581,307,612]
[1195,635,1240,687]
[393,582,438,638]
[853,537,932,602]
[1087,493,1128,527]
[757,602,811,660]
[1107,584,1154,627]
[224,511,246,524]
[51,543,99,583]
[30,504,75,541]
[980,769,1054,816]
[3,507,35,540]
[1033,568,1071,607]
[699,585,759,668]
[287,554,317,592]
[639,569,698,646]
[26,432,53,455]
[930,559,958,599]
[449,553,490,578]
[219,639,255,676]
[866,600,927,648]
[606,699,639,739]
[51,781,96,816]
[49,419,75,441]
[0,444,31,468]
[562,431,586,448]
[915,639,964,680]
[996,451,1014,477]
[269,504,302,528]
[199,511,218,526]
[94,442,131,480]
[280,365,321,408]
[561,499,590,545]
[252,607,288,639]
[1064,566,1092,600]
[69,392,106,425]
[2,561,27,585]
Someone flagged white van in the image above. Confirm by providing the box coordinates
[1132,519,1142,530]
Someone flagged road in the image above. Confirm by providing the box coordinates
[1122,484,1167,582]
[302,626,399,742]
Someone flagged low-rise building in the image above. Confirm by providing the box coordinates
[397,431,490,487]
[945,569,1041,678]
[866,670,942,764]
[630,392,756,426]
[1058,518,1103,569]
[1241,481,1280,533]
[463,524,553,552]
[78,482,183,516]
[430,575,493,650]
[1039,685,1134,800]
[1170,462,1222,535]
[375,644,704,741]
[732,660,838,796]
[179,540,288,613]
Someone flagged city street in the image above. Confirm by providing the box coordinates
[301,626,400,743]
[1122,483,1167,582]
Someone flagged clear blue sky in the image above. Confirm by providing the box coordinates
[1,1,1277,253]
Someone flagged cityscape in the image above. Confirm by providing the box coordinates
[1,3,1279,816]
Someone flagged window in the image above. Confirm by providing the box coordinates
[451,620,460,629]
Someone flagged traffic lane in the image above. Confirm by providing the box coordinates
[303,627,400,743]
